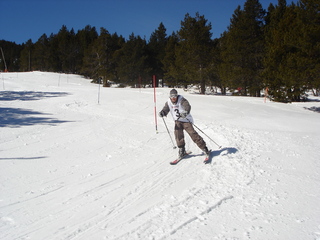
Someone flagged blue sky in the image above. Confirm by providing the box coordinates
[1,0,285,44]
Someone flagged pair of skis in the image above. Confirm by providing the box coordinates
[170,150,211,165]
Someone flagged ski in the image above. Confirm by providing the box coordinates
[170,150,212,165]
[203,150,212,164]
[170,151,192,165]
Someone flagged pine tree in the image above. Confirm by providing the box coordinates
[56,25,71,72]
[162,32,180,87]
[106,33,126,83]
[20,39,34,71]
[207,38,226,94]
[0,40,23,72]
[297,0,320,96]
[82,28,110,81]
[277,3,306,102]
[81,28,124,83]
[148,22,168,85]
[32,34,50,71]
[219,7,242,94]
[263,0,288,101]
[263,0,317,102]
[113,33,150,87]
[220,0,265,96]
[75,25,98,73]
[175,12,213,93]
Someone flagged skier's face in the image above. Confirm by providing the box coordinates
[170,95,177,103]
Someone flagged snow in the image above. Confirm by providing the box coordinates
[0,71,320,240]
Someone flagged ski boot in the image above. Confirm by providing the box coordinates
[178,147,186,158]
[202,147,210,158]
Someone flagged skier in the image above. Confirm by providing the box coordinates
[159,89,210,158]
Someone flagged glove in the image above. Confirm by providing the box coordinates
[179,112,188,118]
[158,110,166,118]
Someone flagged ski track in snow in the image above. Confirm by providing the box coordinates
[1,72,320,240]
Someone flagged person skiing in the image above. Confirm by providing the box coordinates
[159,89,210,158]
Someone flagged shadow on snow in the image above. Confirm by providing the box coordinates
[0,156,47,161]
[304,106,320,113]
[0,107,72,128]
[0,90,72,128]
[212,147,238,156]
[205,147,238,164]
[0,91,69,101]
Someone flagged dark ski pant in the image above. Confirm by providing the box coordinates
[174,121,206,150]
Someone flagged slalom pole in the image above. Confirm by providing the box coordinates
[162,117,177,149]
[187,119,222,149]
[98,78,101,104]
[0,47,8,72]
[153,75,158,133]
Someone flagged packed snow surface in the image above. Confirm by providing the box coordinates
[1,72,320,240]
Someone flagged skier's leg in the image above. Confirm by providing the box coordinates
[174,121,186,157]
[174,121,185,148]
[183,122,207,150]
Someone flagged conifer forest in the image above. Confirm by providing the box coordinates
[1,0,319,102]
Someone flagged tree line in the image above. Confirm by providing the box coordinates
[0,0,319,102]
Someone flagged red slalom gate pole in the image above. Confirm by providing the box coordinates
[153,75,158,134]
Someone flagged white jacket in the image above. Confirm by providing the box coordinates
[165,95,194,123]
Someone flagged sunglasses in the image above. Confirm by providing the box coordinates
[170,94,178,99]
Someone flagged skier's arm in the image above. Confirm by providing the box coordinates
[159,102,170,117]
[181,98,191,114]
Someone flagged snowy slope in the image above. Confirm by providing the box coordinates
[0,72,320,240]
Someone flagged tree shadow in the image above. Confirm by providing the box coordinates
[0,90,72,127]
[0,91,69,101]
[0,107,72,128]
[304,106,320,113]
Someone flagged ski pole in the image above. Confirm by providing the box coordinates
[187,119,222,149]
[162,117,177,149]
